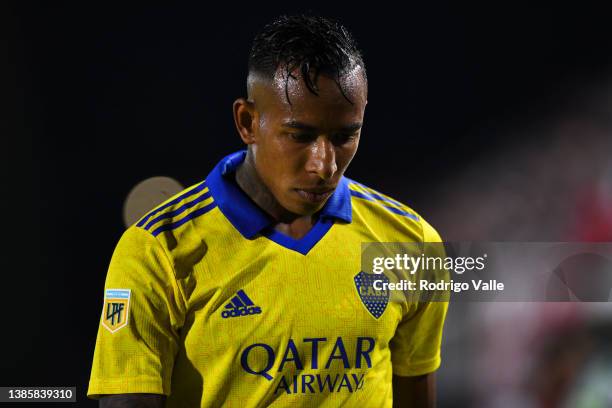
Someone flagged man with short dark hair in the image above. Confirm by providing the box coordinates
[88,15,447,407]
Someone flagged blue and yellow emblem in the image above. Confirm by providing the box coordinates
[354,271,389,319]
[101,289,131,333]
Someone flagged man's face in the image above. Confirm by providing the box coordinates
[248,66,367,216]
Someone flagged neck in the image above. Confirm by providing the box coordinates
[235,150,316,238]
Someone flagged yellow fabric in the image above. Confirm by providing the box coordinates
[88,173,447,407]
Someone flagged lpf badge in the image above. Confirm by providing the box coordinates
[101,289,131,333]
[354,271,389,319]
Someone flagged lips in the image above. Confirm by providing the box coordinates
[295,187,335,203]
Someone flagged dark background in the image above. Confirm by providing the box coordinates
[5,2,612,406]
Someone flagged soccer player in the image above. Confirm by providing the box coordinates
[88,15,448,408]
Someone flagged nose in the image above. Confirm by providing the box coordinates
[306,136,338,180]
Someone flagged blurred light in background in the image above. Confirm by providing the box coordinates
[123,176,184,228]
[423,78,612,407]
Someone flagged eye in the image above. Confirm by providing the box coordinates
[331,132,359,145]
[287,132,316,143]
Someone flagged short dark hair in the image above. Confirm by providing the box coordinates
[248,15,366,103]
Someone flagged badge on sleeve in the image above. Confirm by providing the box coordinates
[101,289,131,333]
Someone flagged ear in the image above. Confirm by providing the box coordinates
[233,98,257,145]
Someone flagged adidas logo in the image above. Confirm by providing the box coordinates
[221,289,262,319]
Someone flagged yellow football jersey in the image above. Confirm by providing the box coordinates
[88,150,448,407]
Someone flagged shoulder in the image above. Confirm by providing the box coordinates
[345,177,442,243]
[110,179,217,276]
[132,179,217,240]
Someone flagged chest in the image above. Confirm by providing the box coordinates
[178,224,403,354]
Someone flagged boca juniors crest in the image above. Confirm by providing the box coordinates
[101,289,131,333]
[354,271,389,319]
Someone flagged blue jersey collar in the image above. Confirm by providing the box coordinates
[206,150,352,240]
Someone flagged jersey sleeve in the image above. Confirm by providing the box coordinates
[88,226,186,398]
[389,219,449,377]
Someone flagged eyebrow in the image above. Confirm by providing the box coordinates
[281,120,363,133]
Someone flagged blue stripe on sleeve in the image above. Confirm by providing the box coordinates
[151,202,216,237]
[349,189,419,221]
[144,190,212,231]
[349,182,405,207]
[136,181,207,227]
